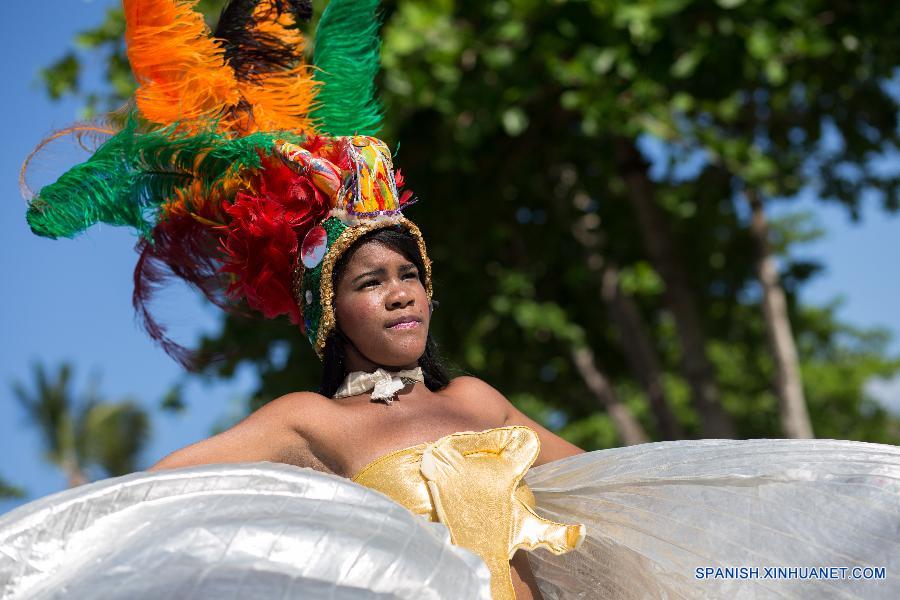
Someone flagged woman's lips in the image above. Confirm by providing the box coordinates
[389,321,420,330]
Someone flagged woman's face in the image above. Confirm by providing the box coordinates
[334,241,430,370]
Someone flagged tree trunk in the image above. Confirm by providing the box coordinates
[571,212,684,440]
[746,190,814,439]
[63,456,87,488]
[570,346,649,445]
[599,265,685,440]
[615,138,735,438]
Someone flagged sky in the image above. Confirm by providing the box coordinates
[0,0,259,513]
[1,0,898,515]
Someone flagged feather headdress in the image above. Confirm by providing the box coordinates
[24,0,430,365]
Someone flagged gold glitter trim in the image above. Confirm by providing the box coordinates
[314,217,433,358]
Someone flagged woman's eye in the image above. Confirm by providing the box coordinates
[358,272,415,289]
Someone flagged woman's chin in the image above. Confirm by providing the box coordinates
[372,338,426,369]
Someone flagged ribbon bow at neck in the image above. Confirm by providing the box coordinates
[333,367,424,403]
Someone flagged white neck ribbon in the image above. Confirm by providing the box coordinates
[333,367,424,404]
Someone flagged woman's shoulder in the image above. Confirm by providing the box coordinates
[264,391,341,433]
[442,375,506,400]
[254,391,346,446]
[149,390,343,473]
[270,389,332,406]
[259,391,346,473]
[439,376,509,424]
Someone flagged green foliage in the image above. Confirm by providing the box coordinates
[79,401,151,476]
[12,363,78,464]
[40,53,79,101]
[797,303,900,443]
[37,0,900,448]
[0,477,25,500]
[12,362,152,482]
[160,383,187,414]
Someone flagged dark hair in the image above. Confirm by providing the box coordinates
[318,226,451,397]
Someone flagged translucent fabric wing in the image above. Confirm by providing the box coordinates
[1,439,897,599]
[0,464,491,599]
[524,438,900,599]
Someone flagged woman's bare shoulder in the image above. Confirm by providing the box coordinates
[442,375,505,399]
[279,391,362,470]
[441,376,586,465]
[150,390,343,474]
[260,389,333,409]
[263,390,343,443]
[439,376,508,424]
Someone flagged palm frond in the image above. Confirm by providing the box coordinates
[82,401,151,476]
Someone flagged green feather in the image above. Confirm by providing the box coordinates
[26,114,305,240]
[27,116,149,239]
[310,0,383,136]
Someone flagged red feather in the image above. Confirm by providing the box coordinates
[219,157,331,324]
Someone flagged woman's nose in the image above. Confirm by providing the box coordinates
[387,281,413,308]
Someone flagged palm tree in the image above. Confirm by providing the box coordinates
[12,362,151,488]
[0,476,24,499]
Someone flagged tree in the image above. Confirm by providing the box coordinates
[597,1,900,439]
[12,362,151,487]
[0,477,25,500]
[33,0,900,448]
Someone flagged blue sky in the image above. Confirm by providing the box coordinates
[1,0,898,515]
[1,0,259,513]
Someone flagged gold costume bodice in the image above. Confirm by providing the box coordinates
[351,426,585,600]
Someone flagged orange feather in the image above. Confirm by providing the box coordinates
[232,2,320,134]
[124,0,319,136]
[124,0,239,130]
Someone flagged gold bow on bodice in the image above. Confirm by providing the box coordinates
[352,426,585,599]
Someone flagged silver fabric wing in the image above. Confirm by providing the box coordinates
[0,463,492,599]
[1,439,898,599]
[524,438,900,599]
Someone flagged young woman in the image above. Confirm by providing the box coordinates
[150,226,586,600]
[21,1,590,589]
[11,2,899,599]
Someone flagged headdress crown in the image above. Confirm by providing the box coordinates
[23,0,432,364]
